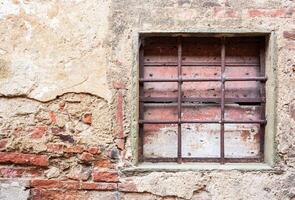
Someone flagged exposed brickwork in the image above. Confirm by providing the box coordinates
[30,126,47,139]
[30,179,118,191]
[0,152,49,167]
[0,167,42,178]
[92,171,119,183]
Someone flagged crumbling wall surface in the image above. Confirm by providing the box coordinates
[0,0,295,199]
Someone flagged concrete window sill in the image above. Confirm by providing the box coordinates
[122,162,273,172]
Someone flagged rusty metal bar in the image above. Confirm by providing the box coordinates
[140,97,266,103]
[139,78,219,82]
[139,76,267,82]
[177,37,182,164]
[225,77,267,81]
[184,157,261,163]
[138,120,219,124]
[139,120,179,124]
[259,40,266,162]
[144,61,259,67]
[138,40,145,162]
[223,120,267,124]
[182,120,220,124]
[220,37,225,164]
[138,119,266,124]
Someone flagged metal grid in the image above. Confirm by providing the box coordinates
[138,36,267,164]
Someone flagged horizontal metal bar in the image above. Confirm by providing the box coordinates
[139,78,220,82]
[139,120,219,124]
[138,119,266,124]
[144,61,259,67]
[224,120,267,124]
[140,97,265,103]
[139,76,267,83]
[225,77,267,82]
[143,157,219,163]
[183,157,261,163]
[139,120,179,124]
[143,157,261,163]
[140,97,178,102]
[182,120,220,124]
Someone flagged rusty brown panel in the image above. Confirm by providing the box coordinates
[144,37,177,63]
[225,37,260,64]
[182,66,221,79]
[224,105,262,121]
[144,66,177,79]
[182,82,221,98]
[225,81,260,99]
[144,82,178,98]
[224,124,261,158]
[225,66,260,77]
[143,124,177,158]
[182,37,221,63]
[144,104,178,121]
[182,123,220,157]
[182,105,221,121]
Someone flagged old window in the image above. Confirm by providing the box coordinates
[138,35,267,164]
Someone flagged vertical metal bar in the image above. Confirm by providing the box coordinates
[220,37,225,164]
[259,39,266,162]
[139,38,145,162]
[177,36,182,164]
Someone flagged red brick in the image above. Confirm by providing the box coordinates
[31,179,79,190]
[247,8,293,18]
[31,189,90,200]
[94,159,113,168]
[82,113,92,125]
[79,152,94,162]
[46,143,64,154]
[31,126,47,139]
[0,167,42,178]
[92,170,119,182]
[81,182,117,191]
[86,146,100,155]
[0,139,8,149]
[0,152,49,167]
[118,180,138,192]
[115,91,124,138]
[31,179,117,191]
[64,145,84,153]
[49,111,57,124]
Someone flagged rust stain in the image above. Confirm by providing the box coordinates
[254,132,260,142]
[241,130,250,141]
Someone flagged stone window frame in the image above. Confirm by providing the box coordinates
[128,31,277,170]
